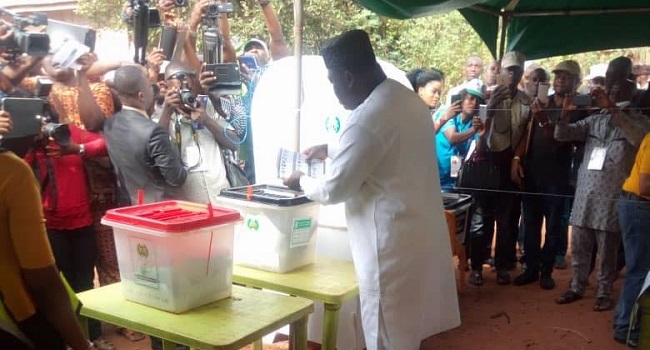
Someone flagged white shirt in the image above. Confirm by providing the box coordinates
[301,79,460,350]
[168,100,232,203]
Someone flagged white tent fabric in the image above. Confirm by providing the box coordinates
[250,55,412,187]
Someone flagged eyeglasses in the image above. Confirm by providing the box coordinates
[168,71,196,81]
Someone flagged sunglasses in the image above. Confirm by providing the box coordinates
[168,72,196,81]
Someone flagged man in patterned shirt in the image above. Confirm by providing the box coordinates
[554,56,650,312]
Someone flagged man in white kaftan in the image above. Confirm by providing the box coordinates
[284,29,460,350]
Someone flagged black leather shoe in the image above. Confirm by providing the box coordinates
[496,271,511,285]
[539,274,556,290]
[614,336,638,348]
[513,270,539,286]
[556,290,582,304]
[594,297,615,311]
[469,271,484,286]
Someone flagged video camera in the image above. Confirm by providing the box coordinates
[128,0,161,65]
[200,2,240,95]
[205,1,233,18]
[0,8,50,58]
[0,96,70,157]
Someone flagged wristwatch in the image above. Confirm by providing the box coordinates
[79,144,86,157]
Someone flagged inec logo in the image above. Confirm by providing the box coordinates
[136,244,149,258]
[246,218,260,231]
[325,115,341,134]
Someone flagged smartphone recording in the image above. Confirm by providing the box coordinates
[238,55,259,71]
[571,94,592,107]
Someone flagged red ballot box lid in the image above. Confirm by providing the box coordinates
[103,201,241,233]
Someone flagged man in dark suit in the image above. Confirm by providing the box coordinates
[104,65,187,206]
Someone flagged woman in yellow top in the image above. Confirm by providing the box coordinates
[0,110,97,350]
[613,131,650,348]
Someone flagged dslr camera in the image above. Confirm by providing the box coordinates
[0,9,50,58]
[173,0,189,6]
[173,74,200,114]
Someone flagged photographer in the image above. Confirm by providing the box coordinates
[29,53,117,350]
[157,62,245,203]
[0,111,99,350]
[0,22,45,97]
[185,0,237,70]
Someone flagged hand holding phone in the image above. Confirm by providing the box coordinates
[571,94,592,107]
[497,72,509,86]
[0,110,12,137]
[238,55,259,71]
[537,83,550,104]
[203,63,242,95]
[478,104,488,122]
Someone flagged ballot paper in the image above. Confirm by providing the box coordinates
[277,147,326,179]
[51,39,90,70]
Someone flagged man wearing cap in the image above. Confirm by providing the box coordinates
[511,61,586,289]
[469,51,528,286]
[436,87,484,190]
[555,56,650,312]
[157,62,246,203]
[284,29,460,350]
[581,63,608,94]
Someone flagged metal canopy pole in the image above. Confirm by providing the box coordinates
[497,0,519,59]
[497,12,509,60]
[292,0,304,151]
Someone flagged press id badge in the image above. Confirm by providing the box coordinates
[587,147,607,171]
[185,145,208,172]
[450,155,462,178]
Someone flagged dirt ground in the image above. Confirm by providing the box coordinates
[102,259,628,350]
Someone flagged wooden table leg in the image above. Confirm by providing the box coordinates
[289,315,309,350]
[321,303,341,350]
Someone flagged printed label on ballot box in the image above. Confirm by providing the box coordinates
[290,218,313,248]
[129,237,160,289]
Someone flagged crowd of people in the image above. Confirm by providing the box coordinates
[1,0,650,349]
[0,0,289,349]
[410,53,650,348]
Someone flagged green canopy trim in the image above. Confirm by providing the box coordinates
[352,0,650,59]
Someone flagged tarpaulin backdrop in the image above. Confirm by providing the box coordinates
[351,0,650,59]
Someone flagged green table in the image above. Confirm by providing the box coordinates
[233,258,359,350]
[77,283,313,350]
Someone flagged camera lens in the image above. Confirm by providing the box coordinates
[174,0,188,6]
[180,90,196,107]
[207,4,219,16]
[184,95,196,105]
[43,123,71,146]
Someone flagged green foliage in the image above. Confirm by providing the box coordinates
[76,0,125,30]
[75,0,649,93]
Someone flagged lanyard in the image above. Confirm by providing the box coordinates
[174,116,202,170]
